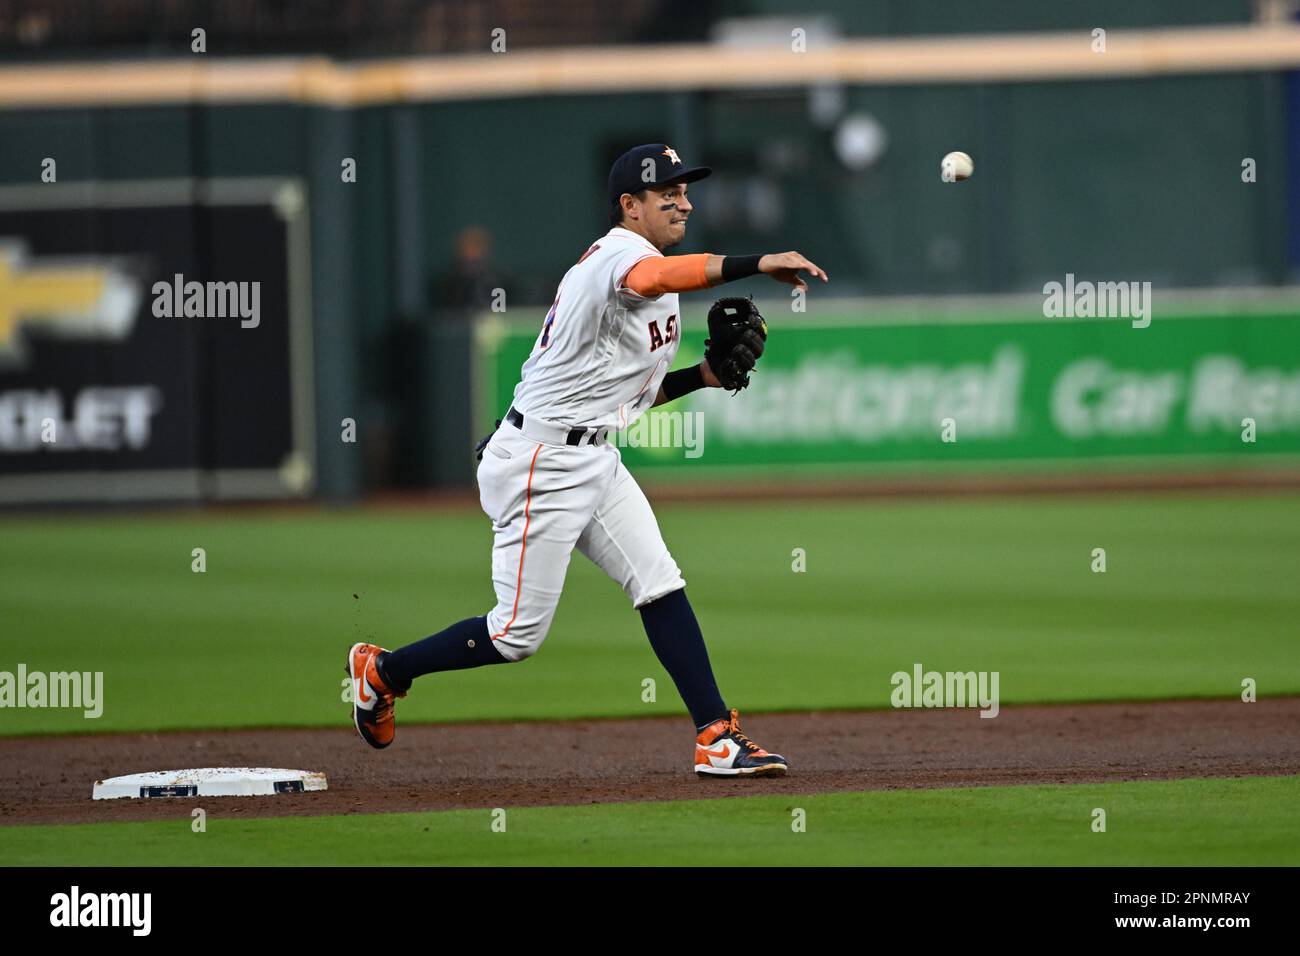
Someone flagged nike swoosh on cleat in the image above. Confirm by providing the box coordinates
[355,655,373,704]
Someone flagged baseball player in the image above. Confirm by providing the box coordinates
[349,143,827,776]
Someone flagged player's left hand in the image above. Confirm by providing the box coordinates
[758,251,828,291]
[474,420,502,461]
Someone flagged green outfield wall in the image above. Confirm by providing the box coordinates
[479,296,1300,477]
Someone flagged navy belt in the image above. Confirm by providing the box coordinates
[506,406,605,446]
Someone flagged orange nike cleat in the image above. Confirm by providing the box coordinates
[346,642,405,749]
[694,708,788,777]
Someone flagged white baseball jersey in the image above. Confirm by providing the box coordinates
[510,226,683,430]
[477,225,688,660]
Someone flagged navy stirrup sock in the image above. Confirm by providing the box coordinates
[638,588,728,730]
[381,616,508,691]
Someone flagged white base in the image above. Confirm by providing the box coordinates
[92,767,328,800]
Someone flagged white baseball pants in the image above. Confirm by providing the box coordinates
[476,421,685,661]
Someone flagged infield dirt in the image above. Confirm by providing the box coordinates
[1,698,1297,827]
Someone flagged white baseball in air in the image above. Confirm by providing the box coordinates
[941,151,974,182]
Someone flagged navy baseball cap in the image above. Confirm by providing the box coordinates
[607,143,711,204]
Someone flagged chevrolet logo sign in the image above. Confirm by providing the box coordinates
[0,241,141,365]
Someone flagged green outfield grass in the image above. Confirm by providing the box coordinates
[1,776,1296,866]
[1,492,1298,734]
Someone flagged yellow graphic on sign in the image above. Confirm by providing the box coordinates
[0,242,139,363]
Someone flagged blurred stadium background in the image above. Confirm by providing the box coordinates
[2,0,1298,503]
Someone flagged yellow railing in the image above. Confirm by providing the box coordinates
[2,24,1300,109]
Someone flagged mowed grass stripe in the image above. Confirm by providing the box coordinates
[1,776,1297,866]
[1,493,1298,734]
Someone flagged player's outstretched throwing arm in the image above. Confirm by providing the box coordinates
[625,251,828,402]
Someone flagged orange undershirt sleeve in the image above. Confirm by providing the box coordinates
[622,253,712,296]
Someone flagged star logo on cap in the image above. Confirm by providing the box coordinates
[662,146,681,165]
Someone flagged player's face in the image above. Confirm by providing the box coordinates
[642,182,693,248]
